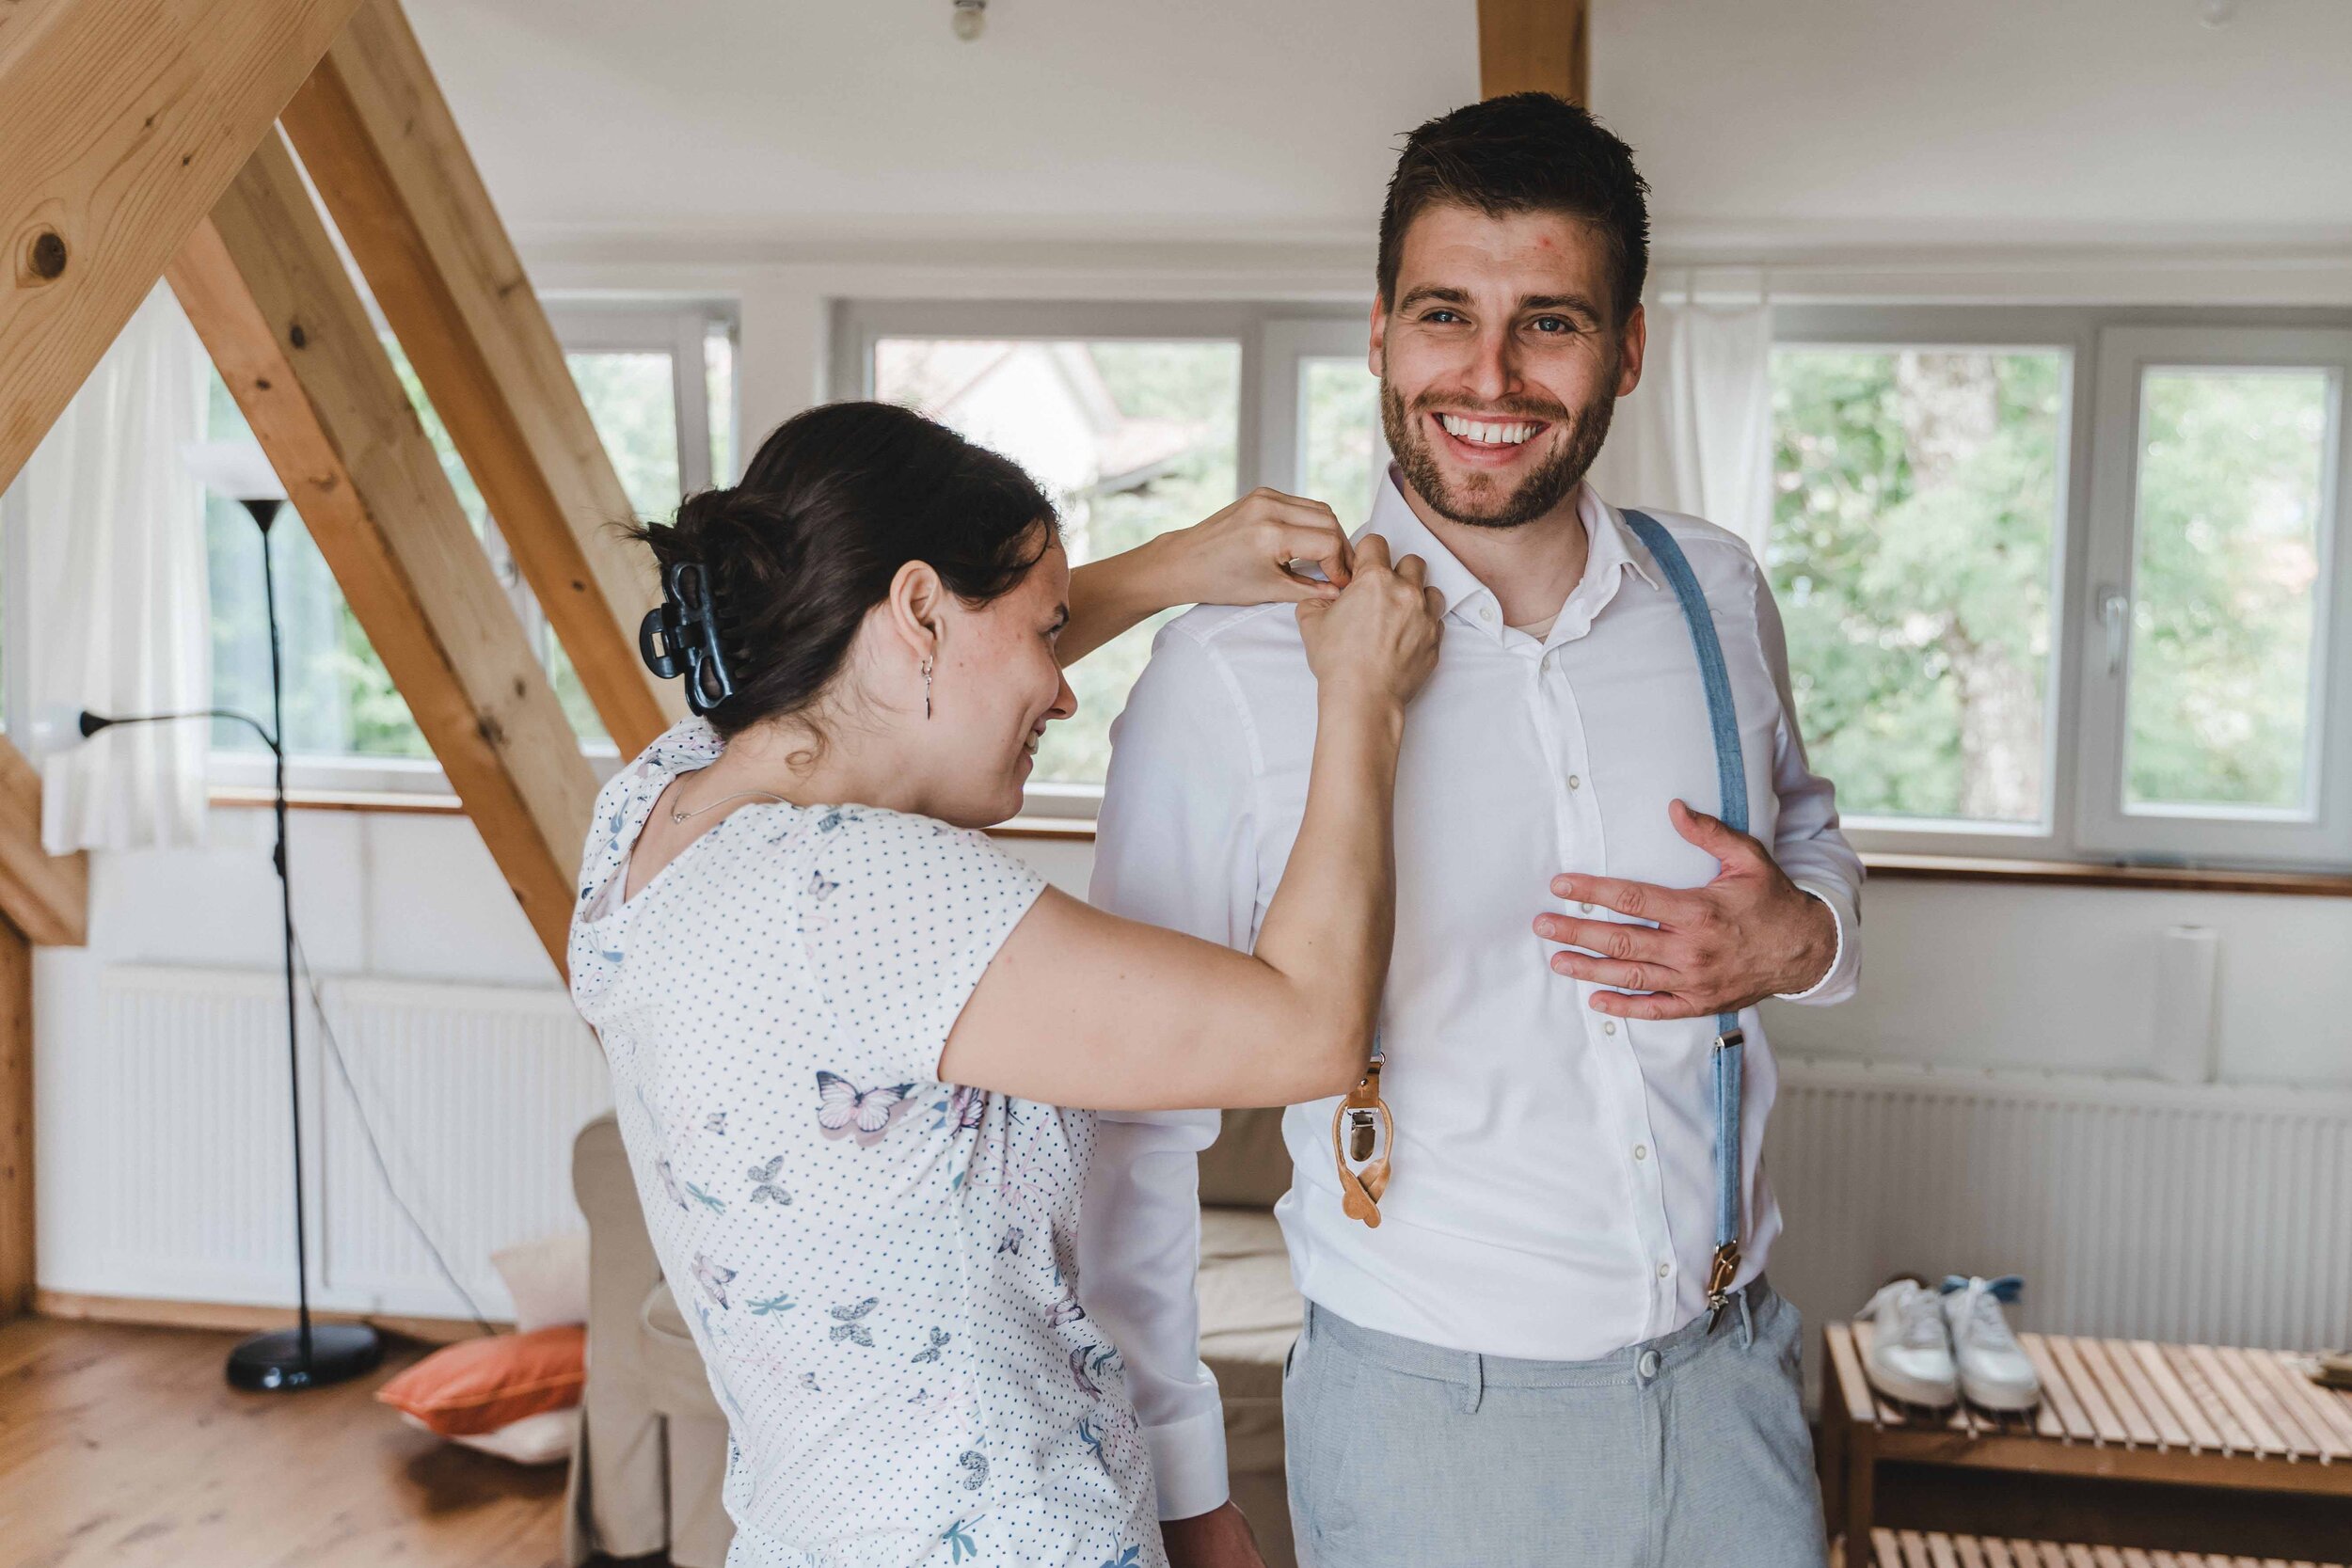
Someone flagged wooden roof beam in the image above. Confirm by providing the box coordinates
[0,0,362,495]
[281,0,678,757]
[1478,0,1590,104]
[0,740,87,948]
[167,131,600,974]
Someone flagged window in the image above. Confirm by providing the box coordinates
[1772,309,2352,871]
[837,301,1374,807]
[203,304,736,786]
[1768,344,2068,831]
[2076,327,2352,865]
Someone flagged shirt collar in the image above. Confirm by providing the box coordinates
[1362,467,1662,648]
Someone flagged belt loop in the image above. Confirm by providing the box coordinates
[1736,1286,1756,1350]
[1463,1351,1486,1415]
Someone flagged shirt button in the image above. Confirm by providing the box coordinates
[1580,902,1594,913]
[1657,1261,1673,1279]
[1566,774,1581,790]
[1638,1349,1662,1379]
[1602,1020,1617,1036]
[1478,604,1495,624]
[1633,1143,1648,1161]
[1541,653,1554,673]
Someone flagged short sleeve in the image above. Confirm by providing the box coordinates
[803,809,1047,1086]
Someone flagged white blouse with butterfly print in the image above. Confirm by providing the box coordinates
[571,718,1167,1568]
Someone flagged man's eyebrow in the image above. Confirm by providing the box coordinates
[1395,285,1470,311]
[1519,293,1605,317]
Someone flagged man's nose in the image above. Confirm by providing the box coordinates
[1459,325,1517,404]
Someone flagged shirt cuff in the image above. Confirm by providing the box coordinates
[1143,1396,1232,1521]
[1774,883,1853,1002]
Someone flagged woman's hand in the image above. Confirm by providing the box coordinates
[1295,533,1444,711]
[1158,486,1356,607]
[1058,487,1359,666]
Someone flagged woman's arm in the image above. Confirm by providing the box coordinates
[941,537,1442,1112]
[1057,488,1356,666]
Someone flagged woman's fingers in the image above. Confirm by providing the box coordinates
[1353,532,1393,574]
[1271,520,1351,594]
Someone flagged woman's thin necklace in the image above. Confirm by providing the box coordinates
[670,787,788,824]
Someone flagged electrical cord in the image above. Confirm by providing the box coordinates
[289,926,501,1338]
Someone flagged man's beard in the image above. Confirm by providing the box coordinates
[1380,377,1616,531]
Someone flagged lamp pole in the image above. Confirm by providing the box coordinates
[84,493,380,1390]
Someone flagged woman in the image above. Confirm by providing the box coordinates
[570,401,1440,1568]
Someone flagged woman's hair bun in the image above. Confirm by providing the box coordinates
[627,401,1055,738]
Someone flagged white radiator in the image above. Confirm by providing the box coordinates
[42,965,612,1322]
[1765,1058,2352,1354]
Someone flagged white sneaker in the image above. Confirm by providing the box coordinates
[1858,1275,1957,1407]
[1941,1275,2042,1412]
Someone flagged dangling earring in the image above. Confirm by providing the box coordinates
[922,659,934,721]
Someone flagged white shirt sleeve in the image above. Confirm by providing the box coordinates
[1751,565,1865,1006]
[1081,622,1263,1521]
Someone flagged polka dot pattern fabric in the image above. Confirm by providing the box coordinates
[570,720,1164,1568]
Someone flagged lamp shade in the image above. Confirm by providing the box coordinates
[180,440,287,505]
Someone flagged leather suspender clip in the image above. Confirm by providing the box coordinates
[1331,1053,1391,1228]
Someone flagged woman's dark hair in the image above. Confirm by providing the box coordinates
[629,401,1056,738]
[1377,92,1650,326]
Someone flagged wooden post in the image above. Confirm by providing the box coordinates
[0,739,87,949]
[0,920,30,1317]
[167,131,598,974]
[280,0,678,756]
[0,0,362,495]
[1477,0,1590,104]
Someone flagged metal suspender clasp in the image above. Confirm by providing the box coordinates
[1705,1242,1741,1321]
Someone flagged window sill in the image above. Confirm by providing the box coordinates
[209,791,2352,895]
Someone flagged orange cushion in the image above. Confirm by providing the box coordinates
[375,1324,586,1437]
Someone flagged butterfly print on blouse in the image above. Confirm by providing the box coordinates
[685,1181,726,1215]
[807,869,840,901]
[1049,1299,1088,1330]
[816,1072,916,1148]
[912,1327,950,1364]
[958,1449,988,1491]
[656,1158,690,1211]
[828,1297,879,1346]
[932,1084,986,1132]
[1075,1417,1108,1469]
[749,1293,795,1316]
[691,1253,736,1309]
[705,1112,727,1135]
[747,1155,792,1206]
[995,1227,1024,1256]
[1101,1550,1143,1568]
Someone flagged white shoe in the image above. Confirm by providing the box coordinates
[1941,1275,2042,1412]
[1858,1275,1957,1407]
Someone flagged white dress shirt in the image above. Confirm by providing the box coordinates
[1082,475,1862,1518]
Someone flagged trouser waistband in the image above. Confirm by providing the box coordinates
[1301,1275,1777,1390]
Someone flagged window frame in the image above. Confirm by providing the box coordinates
[195,299,738,796]
[2074,325,2352,867]
[1772,305,2352,873]
[833,298,1371,820]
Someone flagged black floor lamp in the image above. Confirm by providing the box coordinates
[71,441,383,1391]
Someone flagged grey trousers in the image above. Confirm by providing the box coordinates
[1283,1280,1828,1568]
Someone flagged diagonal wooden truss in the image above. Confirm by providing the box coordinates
[0,0,690,1311]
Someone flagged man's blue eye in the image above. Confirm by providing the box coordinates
[1532,317,1570,334]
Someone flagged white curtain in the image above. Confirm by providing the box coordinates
[1587,282,1775,555]
[17,284,213,853]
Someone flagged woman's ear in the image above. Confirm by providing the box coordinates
[883,559,946,664]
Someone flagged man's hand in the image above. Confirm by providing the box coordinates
[1161,1501,1267,1568]
[1534,799,1836,1020]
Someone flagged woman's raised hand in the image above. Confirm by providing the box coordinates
[1295,533,1444,710]
[1161,486,1356,607]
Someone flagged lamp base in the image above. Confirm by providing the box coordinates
[226,1322,385,1392]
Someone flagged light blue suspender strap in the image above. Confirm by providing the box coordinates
[1619,511,1750,1328]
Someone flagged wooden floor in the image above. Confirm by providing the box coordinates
[0,1315,609,1568]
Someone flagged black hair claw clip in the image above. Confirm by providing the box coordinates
[640,561,737,715]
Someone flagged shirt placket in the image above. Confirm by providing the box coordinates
[1539,629,1682,1342]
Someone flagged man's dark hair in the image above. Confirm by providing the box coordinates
[1377,93,1650,326]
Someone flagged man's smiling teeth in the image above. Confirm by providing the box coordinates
[1438,413,1539,447]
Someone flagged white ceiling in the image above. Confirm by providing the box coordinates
[409,0,2352,261]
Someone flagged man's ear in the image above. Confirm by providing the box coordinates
[1367,295,1388,380]
[883,559,946,664]
[1614,303,1647,399]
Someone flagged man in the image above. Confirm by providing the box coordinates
[1085,94,1860,1568]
